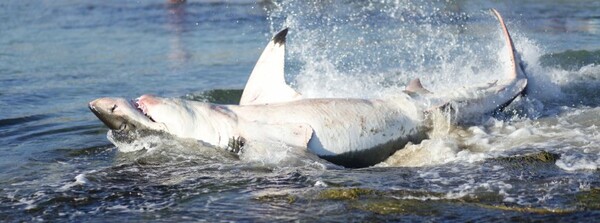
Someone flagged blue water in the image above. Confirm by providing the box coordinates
[2,0,600,221]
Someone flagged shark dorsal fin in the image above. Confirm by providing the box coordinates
[239,28,302,105]
[491,9,527,80]
[405,78,431,94]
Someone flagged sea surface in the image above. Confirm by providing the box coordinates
[1,0,600,221]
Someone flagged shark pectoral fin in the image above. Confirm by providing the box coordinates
[405,78,432,94]
[239,122,314,149]
[239,28,303,106]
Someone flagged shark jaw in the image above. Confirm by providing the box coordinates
[88,96,166,133]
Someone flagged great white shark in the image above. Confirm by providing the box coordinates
[89,9,527,168]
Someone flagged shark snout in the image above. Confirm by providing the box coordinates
[89,98,126,130]
[89,98,115,113]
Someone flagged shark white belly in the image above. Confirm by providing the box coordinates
[218,96,425,167]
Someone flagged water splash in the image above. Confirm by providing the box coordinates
[265,1,503,97]
[263,1,584,111]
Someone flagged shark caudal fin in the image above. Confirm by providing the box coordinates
[491,8,527,81]
[239,28,303,105]
[424,9,528,120]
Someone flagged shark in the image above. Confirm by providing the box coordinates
[89,9,527,168]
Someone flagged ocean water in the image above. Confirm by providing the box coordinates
[1,0,600,221]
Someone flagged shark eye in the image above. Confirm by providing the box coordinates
[110,104,118,113]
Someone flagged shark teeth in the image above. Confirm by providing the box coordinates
[134,99,146,114]
[132,99,155,122]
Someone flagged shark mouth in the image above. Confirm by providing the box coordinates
[131,99,156,122]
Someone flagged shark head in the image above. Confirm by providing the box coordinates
[90,94,236,148]
[89,94,208,140]
[88,96,169,133]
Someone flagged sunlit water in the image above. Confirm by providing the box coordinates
[1,0,600,221]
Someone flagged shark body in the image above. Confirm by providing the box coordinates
[89,9,527,167]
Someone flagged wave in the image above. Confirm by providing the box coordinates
[0,111,106,150]
[540,49,600,70]
[0,114,48,128]
[550,64,600,106]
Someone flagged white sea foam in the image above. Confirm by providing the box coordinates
[59,173,91,191]
[107,130,164,153]
[239,141,334,169]
[379,139,460,167]
[556,154,599,171]
[314,180,328,187]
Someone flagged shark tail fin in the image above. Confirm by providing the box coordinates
[491,8,527,80]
